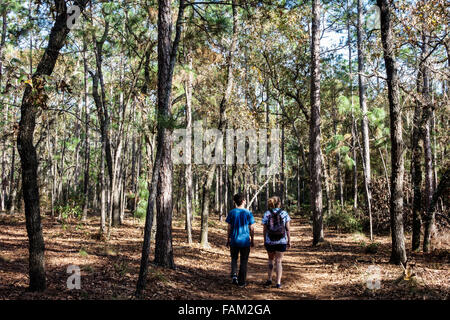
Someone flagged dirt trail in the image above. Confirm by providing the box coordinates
[0,213,448,300]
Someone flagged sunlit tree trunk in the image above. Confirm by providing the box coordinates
[310,0,324,245]
[357,0,373,240]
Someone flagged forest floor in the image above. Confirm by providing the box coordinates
[0,211,449,300]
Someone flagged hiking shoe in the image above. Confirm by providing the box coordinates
[238,282,246,288]
[264,280,272,287]
[275,283,282,289]
[232,276,238,285]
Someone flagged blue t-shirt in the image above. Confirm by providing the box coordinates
[262,208,290,245]
[226,208,255,247]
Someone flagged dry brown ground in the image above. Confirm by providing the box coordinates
[0,212,449,300]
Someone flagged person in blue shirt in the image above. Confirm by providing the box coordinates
[226,193,255,287]
[262,196,291,289]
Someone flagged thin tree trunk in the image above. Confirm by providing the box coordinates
[0,0,6,87]
[200,0,237,248]
[420,31,436,253]
[8,138,16,213]
[411,35,426,251]
[347,0,358,212]
[357,0,372,240]
[321,150,331,215]
[215,167,220,212]
[265,83,270,210]
[82,37,90,222]
[224,164,228,214]
[100,141,106,234]
[133,136,142,214]
[0,1,6,212]
[184,50,193,244]
[219,165,224,221]
[310,0,324,245]
[297,157,301,208]
[281,119,285,204]
[423,113,434,252]
[89,20,114,236]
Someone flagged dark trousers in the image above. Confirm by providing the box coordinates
[230,246,250,285]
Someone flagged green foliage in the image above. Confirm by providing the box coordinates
[286,203,299,215]
[325,205,363,233]
[156,112,179,130]
[343,153,356,169]
[340,146,350,154]
[363,242,380,254]
[149,268,168,283]
[56,203,82,221]
[208,220,217,228]
[299,203,311,215]
[79,248,88,257]
[114,260,129,277]
[325,134,344,154]
[337,95,360,116]
[134,177,149,220]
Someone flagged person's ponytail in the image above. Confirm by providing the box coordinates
[268,196,281,209]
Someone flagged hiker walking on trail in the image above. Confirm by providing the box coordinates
[226,193,255,288]
[262,196,291,289]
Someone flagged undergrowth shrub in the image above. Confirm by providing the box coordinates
[56,203,82,221]
[134,177,148,220]
[325,205,363,233]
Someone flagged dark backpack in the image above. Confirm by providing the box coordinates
[267,208,286,241]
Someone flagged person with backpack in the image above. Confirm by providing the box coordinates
[262,196,291,289]
[226,193,255,288]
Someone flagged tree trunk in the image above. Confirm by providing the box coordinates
[411,34,427,251]
[219,165,224,221]
[321,150,331,215]
[224,164,228,214]
[8,139,16,213]
[310,0,324,246]
[297,157,301,208]
[17,0,88,292]
[200,0,237,248]
[377,0,407,265]
[347,0,358,212]
[281,119,285,204]
[0,0,6,87]
[0,1,6,212]
[357,0,373,239]
[100,141,106,234]
[82,37,90,222]
[411,101,423,251]
[184,50,193,244]
[135,140,162,296]
[154,0,185,268]
[423,112,434,252]
[90,20,114,230]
